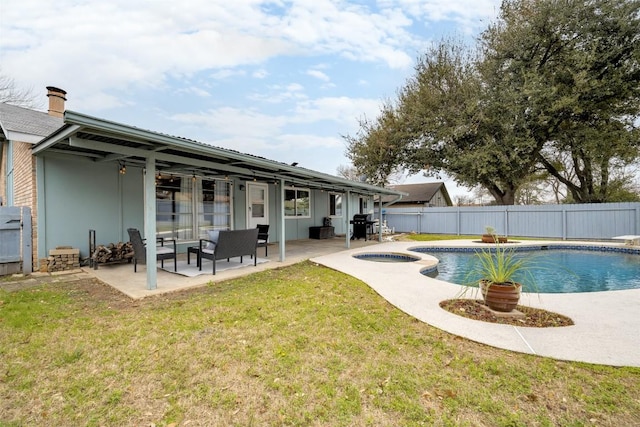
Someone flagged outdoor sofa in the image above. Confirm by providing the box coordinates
[197,228,259,274]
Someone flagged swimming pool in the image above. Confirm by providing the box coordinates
[414,246,640,293]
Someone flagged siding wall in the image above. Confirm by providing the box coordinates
[36,155,374,261]
[38,154,144,262]
[382,203,640,239]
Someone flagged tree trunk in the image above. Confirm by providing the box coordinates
[486,184,516,205]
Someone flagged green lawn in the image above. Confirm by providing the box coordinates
[404,233,477,241]
[403,234,542,242]
[1,261,639,426]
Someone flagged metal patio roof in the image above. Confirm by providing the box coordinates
[33,110,404,197]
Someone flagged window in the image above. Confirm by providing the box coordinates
[156,175,231,240]
[359,196,369,214]
[284,187,310,218]
[156,175,192,240]
[198,179,231,238]
[329,193,342,217]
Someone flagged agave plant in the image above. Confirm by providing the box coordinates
[462,243,537,312]
[475,244,527,285]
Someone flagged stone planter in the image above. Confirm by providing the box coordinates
[480,280,522,312]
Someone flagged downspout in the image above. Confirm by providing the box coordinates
[383,193,404,208]
[6,140,14,205]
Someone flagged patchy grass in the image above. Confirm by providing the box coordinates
[1,263,639,426]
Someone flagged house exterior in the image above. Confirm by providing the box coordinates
[383,183,452,208]
[0,87,67,268]
[0,87,403,288]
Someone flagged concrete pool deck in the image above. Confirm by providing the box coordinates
[311,239,640,368]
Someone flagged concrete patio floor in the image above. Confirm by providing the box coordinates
[84,237,383,299]
[311,239,640,368]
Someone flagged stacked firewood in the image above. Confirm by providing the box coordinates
[92,242,134,264]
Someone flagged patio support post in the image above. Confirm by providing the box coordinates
[145,154,157,290]
[378,194,383,242]
[279,178,286,261]
[345,190,351,249]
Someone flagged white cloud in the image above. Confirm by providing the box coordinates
[252,69,269,79]
[171,107,288,140]
[73,91,132,111]
[381,0,500,32]
[209,69,247,80]
[292,97,382,125]
[175,86,212,98]
[0,0,500,176]
[274,134,343,150]
[248,83,308,104]
[1,0,426,98]
[169,95,381,148]
[307,70,331,82]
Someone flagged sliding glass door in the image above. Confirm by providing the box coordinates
[156,175,231,241]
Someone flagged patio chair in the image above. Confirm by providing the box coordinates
[256,224,269,256]
[127,228,177,272]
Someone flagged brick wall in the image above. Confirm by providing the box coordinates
[12,141,39,270]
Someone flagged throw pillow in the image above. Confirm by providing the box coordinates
[206,230,220,250]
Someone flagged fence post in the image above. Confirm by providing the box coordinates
[505,207,509,237]
[21,207,32,274]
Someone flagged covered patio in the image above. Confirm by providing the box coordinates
[32,111,404,291]
[87,237,384,299]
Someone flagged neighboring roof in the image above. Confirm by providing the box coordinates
[0,102,63,143]
[382,182,452,205]
[33,110,404,197]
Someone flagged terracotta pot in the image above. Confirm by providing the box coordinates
[481,234,508,243]
[480,280,521,312]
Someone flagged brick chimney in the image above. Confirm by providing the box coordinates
[46,86,67,118]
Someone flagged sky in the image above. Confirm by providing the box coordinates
[0,0,502,198]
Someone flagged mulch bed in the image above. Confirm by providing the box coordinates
[440,299,574,327]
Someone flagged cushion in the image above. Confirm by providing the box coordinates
[206,230,220,250]
[156,246,174,255]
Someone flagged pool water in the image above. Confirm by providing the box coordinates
[420,249,640,293]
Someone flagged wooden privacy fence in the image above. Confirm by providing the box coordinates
[380,202,640,240]
[0,206,32,275]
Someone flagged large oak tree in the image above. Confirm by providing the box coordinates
[346,0,640,204]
